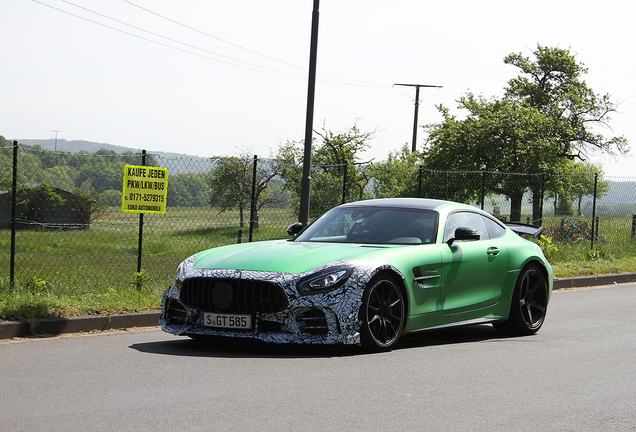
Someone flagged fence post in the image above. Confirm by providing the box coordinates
[480,170,486,210]
[444,172,448,200]
[341,162,348,204]
[538,173,545,226]
[590,173,598,250]
[249,155,257,242]
[632,215,636,238]
[10,141,18,287]
[137,150,146,273]
[595,216,600,242]
[417,165,423,198]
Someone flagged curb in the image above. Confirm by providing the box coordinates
[552,273,636,289]
[2,274,635,340]
[0,312,161,340]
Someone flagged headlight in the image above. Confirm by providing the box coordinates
[297,267,353,296]
[174,262,186,289]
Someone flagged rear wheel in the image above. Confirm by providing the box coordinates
[493,263,548,336]
[359,274,405,351]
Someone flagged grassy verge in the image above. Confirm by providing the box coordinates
[539,215,636,278]
[0,206,295,321]
[1,210,635,322]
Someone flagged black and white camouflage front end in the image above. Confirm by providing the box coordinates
[160,254,399,345]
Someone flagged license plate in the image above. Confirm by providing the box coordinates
[200,312,252,330]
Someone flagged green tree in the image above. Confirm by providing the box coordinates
[566,162,610,215]
[422,45,627,221]
[0,180,65,224]
[279,125,374,218]
[504,45,628,160]
[368,144,420,198]
[504,45,626,220]
[209,154,284,228]
[423,96,563,218]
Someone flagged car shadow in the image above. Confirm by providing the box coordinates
[129,337,362,359]
[130,324,509,358]
[395,324,508,349]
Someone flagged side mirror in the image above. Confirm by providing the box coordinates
[447,227,480,246]
[287,222,304,236]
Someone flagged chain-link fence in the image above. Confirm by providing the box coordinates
[2,143,636,293]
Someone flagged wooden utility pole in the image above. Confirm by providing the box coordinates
[299,0,320,226]
[51,130,63,151]
[394,84,442,152]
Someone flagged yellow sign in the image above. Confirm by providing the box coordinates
[122,165,169,214]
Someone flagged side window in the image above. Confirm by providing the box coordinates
[482,216,506,239]
[443,211,489,242]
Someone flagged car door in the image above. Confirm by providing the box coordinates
[439,211,509,313]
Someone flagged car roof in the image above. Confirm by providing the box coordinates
[337,197,458,211]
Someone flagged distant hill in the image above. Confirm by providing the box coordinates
[596,181,636,207]
[18,138,141,154]
[16,139,211,175]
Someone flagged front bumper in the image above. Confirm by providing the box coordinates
[159,259,391,345]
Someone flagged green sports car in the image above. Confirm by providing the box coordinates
[160,198,553,351]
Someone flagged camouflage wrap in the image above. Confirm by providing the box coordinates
[160,254,403,345]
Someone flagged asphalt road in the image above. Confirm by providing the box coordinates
[1,284,635,432]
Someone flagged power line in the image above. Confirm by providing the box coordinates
[123,0,306,71]
[34,0,384,86]
[123,0,384,87]
[59,0,306,77]
[32,0,386,87]
[33,0,306,79]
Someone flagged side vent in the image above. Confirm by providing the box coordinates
[297,308,328,336]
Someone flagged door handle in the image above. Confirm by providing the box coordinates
[487,247,500,256]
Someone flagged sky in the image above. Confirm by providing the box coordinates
[2,0,635,178]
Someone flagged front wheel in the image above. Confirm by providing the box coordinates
[493,263,548,336]
[359,274,405,351]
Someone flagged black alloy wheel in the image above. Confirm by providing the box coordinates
[493,264,548,336]
[359,274,405,351]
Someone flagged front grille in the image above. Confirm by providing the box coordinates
[179,277,288,314]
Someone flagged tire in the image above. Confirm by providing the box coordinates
[493,263,548,336]
[359,274,405,351]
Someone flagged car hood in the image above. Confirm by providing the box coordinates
[193,240,397,274]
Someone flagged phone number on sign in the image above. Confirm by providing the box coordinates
[128,193,165,203]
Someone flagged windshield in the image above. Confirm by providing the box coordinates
[295,206,438,245]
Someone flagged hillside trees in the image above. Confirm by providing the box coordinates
[0,135,11,147]
[167,172,209,207]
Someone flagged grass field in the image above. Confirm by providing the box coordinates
[0,206,295,321]
[1,208,635,322]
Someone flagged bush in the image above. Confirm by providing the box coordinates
[100,189,122,207]
[543,217,597,243]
